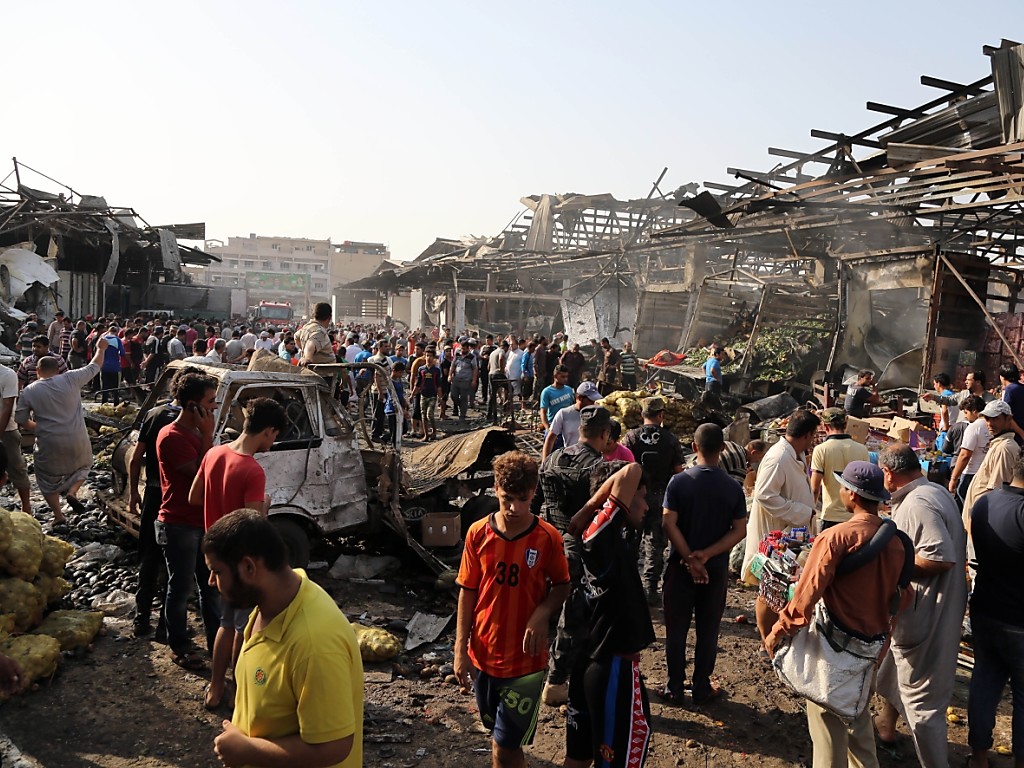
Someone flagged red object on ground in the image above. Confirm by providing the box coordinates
[647,350,687,367]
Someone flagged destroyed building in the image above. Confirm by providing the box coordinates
[0,159,220,327]
[360,40,1024,398]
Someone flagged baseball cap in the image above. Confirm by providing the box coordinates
[178,324,189,332]
[642,396,666,417]
[579,405,612,432]
[981,400,1013,418]
[576,381,601,401]
[821,407,847,426]
[833,460,890,502]
[154,325,164,333]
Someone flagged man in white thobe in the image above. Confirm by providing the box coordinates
[875,443,967,768]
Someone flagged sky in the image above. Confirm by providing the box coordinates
[3,2,1019,261]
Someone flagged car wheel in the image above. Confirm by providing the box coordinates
[270,517,311,569]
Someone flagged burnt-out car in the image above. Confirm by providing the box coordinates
[99,355,516,574]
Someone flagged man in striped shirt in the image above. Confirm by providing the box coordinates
[455,451,571,768]
[619,341,639,391]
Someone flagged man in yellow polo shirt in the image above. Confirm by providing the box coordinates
[810,408,869,530]
[203,510,362,768]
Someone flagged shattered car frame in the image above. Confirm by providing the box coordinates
[99,359,515,575]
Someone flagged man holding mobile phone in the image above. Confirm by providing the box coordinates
[155,371,221,673]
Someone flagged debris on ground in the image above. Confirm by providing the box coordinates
[404,611,452,651]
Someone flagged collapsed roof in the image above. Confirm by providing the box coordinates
[0,159,217,291]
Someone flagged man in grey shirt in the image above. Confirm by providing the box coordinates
[224,331,245,364]
[17,337,108,524]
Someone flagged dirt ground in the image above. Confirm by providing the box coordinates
[0,542,1011,768]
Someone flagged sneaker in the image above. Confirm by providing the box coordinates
[542,681,569,706]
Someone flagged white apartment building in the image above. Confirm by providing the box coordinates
[186,234,389,316]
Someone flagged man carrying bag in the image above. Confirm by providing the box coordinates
[764,462,914,768]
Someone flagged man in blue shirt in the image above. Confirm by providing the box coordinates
[703,346,724,403]
[539,365,574,432]
[999,363,1024,443]
[100,325,125,406]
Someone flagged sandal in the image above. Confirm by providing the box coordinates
[654,688,685,707]
[171,650,207,672]
[65,496,87,515]
[692,683,723,705]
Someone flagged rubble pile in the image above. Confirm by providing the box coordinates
[86,403,138,470]
[0,509,105,697]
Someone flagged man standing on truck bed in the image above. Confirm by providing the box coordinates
[297,303,336,367]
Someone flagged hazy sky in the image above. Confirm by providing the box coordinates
[4,2,1017,261]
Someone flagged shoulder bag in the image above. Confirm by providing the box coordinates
[772,518,913,723]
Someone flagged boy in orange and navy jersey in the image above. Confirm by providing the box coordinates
[455,450,571,768]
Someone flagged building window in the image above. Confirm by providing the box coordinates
[279,262,291,270]
[313,263,324,272]
[211,275,221,283]
[314,281,325,290]
[271,244,280,251]
[243,260,254,268]
[262,261,272,269]
[306,245,314,252]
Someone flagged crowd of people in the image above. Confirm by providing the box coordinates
[2,304,1022,768]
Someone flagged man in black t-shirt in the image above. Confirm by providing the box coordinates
[967,455,1024,765]
[565,460,654,768]
[142,326,167,384]
[538,406,611,706]
[623,397,685,603]
[660,423,747,705]
[127,367,200,636]
[477,335,494,406]
[843,369,882,418]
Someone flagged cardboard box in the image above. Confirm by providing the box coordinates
[845,416,870,444]
[887,415,935,444]
[421,512,461,548]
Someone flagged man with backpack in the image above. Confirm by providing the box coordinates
[623,396,685,604]
[537,405,613,706]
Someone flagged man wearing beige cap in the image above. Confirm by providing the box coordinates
[810,407,869,530]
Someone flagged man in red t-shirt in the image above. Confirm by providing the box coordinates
[189,396,287,709]
[155,371,219,672]
[454,451,570,768]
